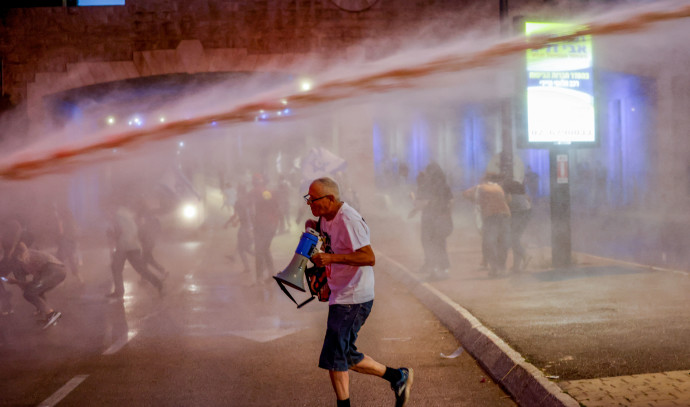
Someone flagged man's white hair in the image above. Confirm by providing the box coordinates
[313,177,340,200]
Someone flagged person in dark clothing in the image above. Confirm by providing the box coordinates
[0,219,28,316]
[249,174,280,284]
[136,206,167,279]
[53,204,83,285]
[105,204,164,299]
[275,175,291,234]
[225,183,254,274]
[409,162,454,280]
[503,180,532,272]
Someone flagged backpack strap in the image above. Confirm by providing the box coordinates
[316,216,323,235]
[275,278,317,308]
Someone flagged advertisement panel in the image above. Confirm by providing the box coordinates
[525,21,596,146]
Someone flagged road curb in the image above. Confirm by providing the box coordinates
[380,253,580,407]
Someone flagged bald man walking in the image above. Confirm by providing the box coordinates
[305,177,413,407]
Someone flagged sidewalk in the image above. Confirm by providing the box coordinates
[369,212,690,407]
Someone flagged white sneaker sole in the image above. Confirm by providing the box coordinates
[403,368,414,407]
[397,368,414,407]
[42,312,62,330]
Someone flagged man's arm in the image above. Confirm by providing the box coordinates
[311,245,375,268]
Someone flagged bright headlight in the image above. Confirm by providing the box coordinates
[181,203,198,220]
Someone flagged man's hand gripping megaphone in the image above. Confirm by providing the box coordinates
[305,219,329,268]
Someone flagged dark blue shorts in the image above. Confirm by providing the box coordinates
[318,300,374,371]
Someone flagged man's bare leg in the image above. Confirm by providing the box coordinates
[329,370,349,400]
[351,354,386,377]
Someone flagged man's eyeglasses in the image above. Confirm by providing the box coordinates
[304,194,329,205]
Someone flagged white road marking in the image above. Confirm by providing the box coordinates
[102,330,138,355]
[379,252,412,273]
[37,375,89,407]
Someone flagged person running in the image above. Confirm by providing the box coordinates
[136,204,167,280]
[105,203,164,299]
[305,177,413,407]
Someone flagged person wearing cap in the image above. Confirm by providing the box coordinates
[305,176,413,407]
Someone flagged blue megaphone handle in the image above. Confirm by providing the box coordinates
[295,231,319,259]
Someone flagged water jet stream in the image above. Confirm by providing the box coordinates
[1,3,688,180]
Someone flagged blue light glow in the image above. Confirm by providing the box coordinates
[407,116,431,180]
[78,0,125,5]
[460,107,489,187]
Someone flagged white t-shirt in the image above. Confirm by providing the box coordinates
[320,202,375,305]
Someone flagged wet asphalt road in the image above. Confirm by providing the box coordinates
[0,227,515,407]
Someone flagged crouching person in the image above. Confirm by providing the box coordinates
[4,242,66,329]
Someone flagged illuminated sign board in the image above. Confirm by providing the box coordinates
[525,22,596,146]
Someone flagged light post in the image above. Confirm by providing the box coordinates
[499,0,514,181]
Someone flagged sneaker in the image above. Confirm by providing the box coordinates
[391,367,414,407]
[42,311,62,330]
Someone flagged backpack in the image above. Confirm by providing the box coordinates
[306,217,330,303]
[305,265,330,304]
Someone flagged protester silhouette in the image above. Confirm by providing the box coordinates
[463,173,511,276]
[409,162,454,280]
[136,202,168,280]
[503,180,532,272]
[249,174,280,284]
[52,203,83,285]
[104,201,164,299]
[225,183,254,274]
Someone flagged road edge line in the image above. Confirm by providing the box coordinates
[379,252,580,407]
[36,374,89,407]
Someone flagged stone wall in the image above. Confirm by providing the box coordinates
[0,0,497,110]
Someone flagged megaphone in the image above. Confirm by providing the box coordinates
[274,253,309,292]
[274,229,320,302]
